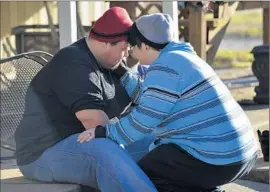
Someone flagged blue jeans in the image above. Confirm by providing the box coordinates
[19,133,157,192]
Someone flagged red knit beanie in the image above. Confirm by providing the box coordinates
[89,7,133,43]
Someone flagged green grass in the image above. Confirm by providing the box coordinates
[214,50,254,68]
[226,25,262,38]
[213,10,263,68]
[226,9,263,38]
[230,9,262,24]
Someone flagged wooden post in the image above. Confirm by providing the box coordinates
[58,1,77,49]
[188,7,206,60]
[162,1,179,41]
[263,8,269,45]
[93,1,106,21]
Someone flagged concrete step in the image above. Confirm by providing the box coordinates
[1,182,80,192]
[241,106,269,185]
[1,159,80,192]
[241,157,269,184]
[223,179,269,192]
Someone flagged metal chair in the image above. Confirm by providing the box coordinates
[0,51,53,161]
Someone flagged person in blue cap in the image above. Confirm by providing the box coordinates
[79,13,258,192]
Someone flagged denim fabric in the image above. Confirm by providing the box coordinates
[19,134,157,192]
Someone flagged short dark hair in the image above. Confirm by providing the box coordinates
[132,37,163,51]
[133,37,143,48]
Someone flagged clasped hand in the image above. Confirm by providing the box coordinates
[77,128,96,143]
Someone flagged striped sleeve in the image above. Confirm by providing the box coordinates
[106,64,181,145]
[120,72,143,104]
[112,62,143,104]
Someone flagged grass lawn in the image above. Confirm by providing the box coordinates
[213,9,263,68]
[213,50,254,68]
[226,9,263,38]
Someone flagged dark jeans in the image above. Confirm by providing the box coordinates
[138,144,258,192]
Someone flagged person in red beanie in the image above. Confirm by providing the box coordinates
[14,6,157,192]
[88,6,132,69]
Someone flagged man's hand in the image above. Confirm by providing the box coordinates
[77,128,96,143]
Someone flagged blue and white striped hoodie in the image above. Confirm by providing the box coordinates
[106,41,258,165]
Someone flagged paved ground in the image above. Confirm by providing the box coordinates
[223,180,269,192]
